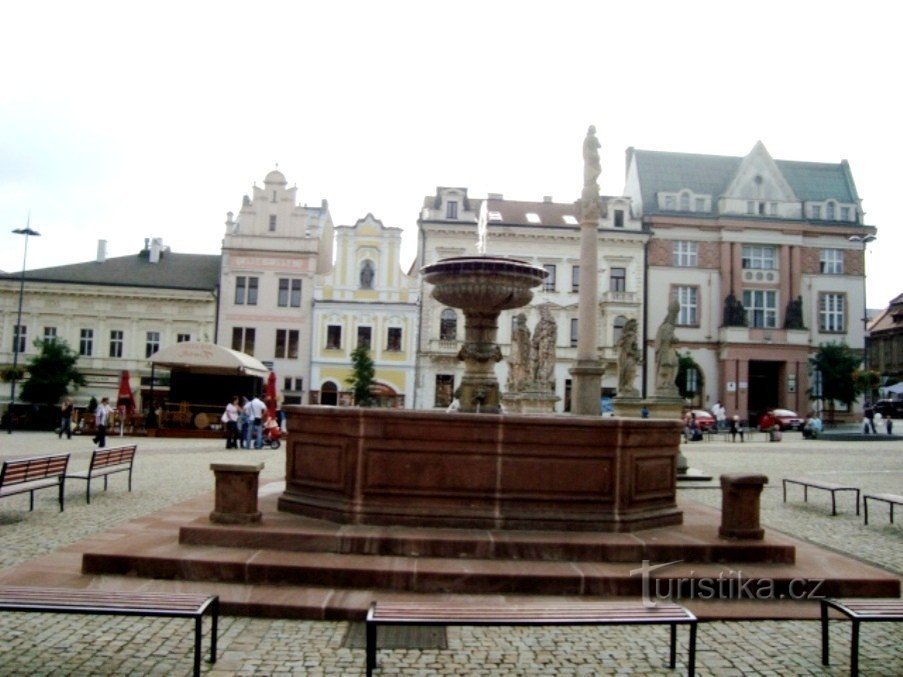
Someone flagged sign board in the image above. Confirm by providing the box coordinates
[726,381,737,392]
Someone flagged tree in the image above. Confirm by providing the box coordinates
[676,352,704,402]
[20,339,86,405]
[346,344,375,407]
[808,342,860,422]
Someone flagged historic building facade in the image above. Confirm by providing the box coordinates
[867,292,903,387]
[414,186,647,412]
[625,142,875,421]
[310,214,419,406]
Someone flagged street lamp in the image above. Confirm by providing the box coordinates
[7,224,40,433]
[848,233,877,403]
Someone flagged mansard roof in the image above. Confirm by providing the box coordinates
[0,251,221,291]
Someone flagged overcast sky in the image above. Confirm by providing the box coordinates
[1,1,898,308]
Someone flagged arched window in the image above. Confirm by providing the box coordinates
[679,192,690,211]
[613,315,627,344]
[320,381,338,406]
[440,308,457,340]
[360,260,375,289]
[825,201,836,220]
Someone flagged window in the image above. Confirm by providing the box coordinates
[664,195,675,210]
[387,327,402,351]
[268,214,277,231]
[525,212,541,224]
[80,329,94,356]
[360,260,375,289]
[562,215,578,225]
[109,330,124,358]
[741,245,776,270]
[278,278,302,307]
[13,325,26,354]
[439,309,457,340]
[275,329,299,358]
[326,325,342,349]
[820,249,844,274]
[569,318,578,347]
[235,276,259,305]
[446,201,458,219]
[840,206,850,221]
[232,327,256,354]
[613,209,624,228]
[612,316,627,345]
[610,267,626,292]
[675,286,698,326]
[145,331,160,358]
[43,327,57,342]
[769,202,778,215]
[543,264,557,292]
[743,290,778,328]
[571,265,580,293]
[435,374,454,407]
[357,326,372,349]
[811,204,822,219]
[819,293,845,332]
[177,333,191,343]
[673,241,698,267]
[747,201,755,215]
[826,202,836,220]
[679,192,690,211]
[694,197,705,212]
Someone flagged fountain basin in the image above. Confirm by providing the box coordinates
[422,255,547,311]
[278,406,683,532]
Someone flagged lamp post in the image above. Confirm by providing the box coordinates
[848,233,877,403]
[7,224,40,433]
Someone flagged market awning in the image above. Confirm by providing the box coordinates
[148,341,270,378]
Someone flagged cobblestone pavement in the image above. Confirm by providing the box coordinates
[0,430,901,675]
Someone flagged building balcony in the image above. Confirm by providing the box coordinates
[601,290,638,304]
[718,326,810,346]
[428,339,461,354]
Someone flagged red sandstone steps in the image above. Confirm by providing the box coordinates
[178,519,796,564]
[80,541,899,600]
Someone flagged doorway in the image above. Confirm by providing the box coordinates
[748,360,781,424]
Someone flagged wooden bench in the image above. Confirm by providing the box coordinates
[863,492,903,525]
[67,444,137,504]
[0,454,70,512]
[365,601,698,676]
[0,586,218,676]
[782,477,860,516]
[821,597,903,675]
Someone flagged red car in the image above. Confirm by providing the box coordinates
[758,408,803,431]
[687,410,717,431]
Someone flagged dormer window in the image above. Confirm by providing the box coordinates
[811,204,822,219]
[826,201,836,220]
[488,211,503,221]
[664,195,675,210]
[446,201,458,219]
[840,206,851,221]
[694,197,705,212]
[679,192,690,211]
[269,214,277,231]
[562,215,578,225]
[613,209,624,228]
[525,213,541,224]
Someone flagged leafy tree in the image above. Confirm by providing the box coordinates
[346,344,375,407]
[20,339,86,405]
[676,352,704,402]
[808,342,860,421]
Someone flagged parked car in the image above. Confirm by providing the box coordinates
[688,410,717,431]
[759,408,803,431]
[873,399,903,418]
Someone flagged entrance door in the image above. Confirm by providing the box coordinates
[320,381,338,406]
[748,360,781,423]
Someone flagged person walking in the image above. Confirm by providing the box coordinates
[247,395,267,449]
[711,401,726,431]
[223,396,240,449]
[730,415,744,442]
[240,397,252,449]
[92,397,113,448]
[59,397,74,440]
[887,415,894,435]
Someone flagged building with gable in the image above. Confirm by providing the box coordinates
[626,142,875,422]
[414,186,647,412]
[867,292,903,387]
[309,214,420,406]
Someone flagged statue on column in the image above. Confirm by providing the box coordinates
[616,318,641,397]
[654,299,681,397]
[784,295,804,329]
[506,312,532,393]
[580,125,602,222]
[531,305,557,392]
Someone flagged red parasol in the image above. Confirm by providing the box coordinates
[265,370,278,418]
[117,370,136,414]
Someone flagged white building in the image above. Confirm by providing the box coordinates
[414,187,647,412]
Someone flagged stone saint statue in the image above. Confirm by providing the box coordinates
[784,295,804,329]
[654,299,681,397]
[616,318,641,397]
[580,125,602,221]
[360,261,375,289]
[531,305,557,391]
[507,313,531,393]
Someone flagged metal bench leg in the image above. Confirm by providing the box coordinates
[669,623,676,668]
[831,492,837,516]
[366,621,377,676]
[804,485,808,503]
[210,597,219,664]
[59,480,65,512]
[782,481,787,503]
[820,599,830,665]
[851,620,860,676]
[864,498,869,525]
[86,477,92,504]
[688,622,697,677]
[194,615,202,677]
[29,490,34,512]
[891,503,895,524]
[855,490,860,516]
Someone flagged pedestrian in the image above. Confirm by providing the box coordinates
[59,397,74,440]
[711,401,726,431]
[247,395,267,449]
[640,405,649,419]
[730,414,744,442]
[92,397,113,448]
[222,396,240,449]
[240,397,251,448]
[864,405,876,434]
[887,415,894,435]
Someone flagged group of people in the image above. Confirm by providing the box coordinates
[863,406,894,435]
[802,412,823,439]
[222,395,283,449]
[684,402,746,442]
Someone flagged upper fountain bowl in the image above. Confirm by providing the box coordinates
[421,256,548,312]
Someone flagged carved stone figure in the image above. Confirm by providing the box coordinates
[507,313,531,393]
[616,318,641,397]
[784,295,804,329]
[654,299,681,397]
[723,292,747,327]
[580,125,602,221]
[531,305,557,391]
[360,260,375,289]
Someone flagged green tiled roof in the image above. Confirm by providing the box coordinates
[0,251,221,291]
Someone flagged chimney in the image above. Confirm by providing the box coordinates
[543,196,553,203]
[487,193,504,201]
[96,239,107,263]
[149,237,163,263]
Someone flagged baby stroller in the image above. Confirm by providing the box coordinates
[262,421,282,449]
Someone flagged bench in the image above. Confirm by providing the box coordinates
[67,444,137,504]
[863,492,903,525]
[0,586,218,676]
[782,477,860,516]
[0,454,70,512]
[365,600,698,676]
[821,597,903,675]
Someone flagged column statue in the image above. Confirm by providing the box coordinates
[654,299,681,397]
[531,305,557,392]
[506,313,532,393]
[616,318,641,397]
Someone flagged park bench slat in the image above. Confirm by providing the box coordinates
[782,478,860,516]
[0,454,69,512]
[822,597,903,674]
[66,445,137,504]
